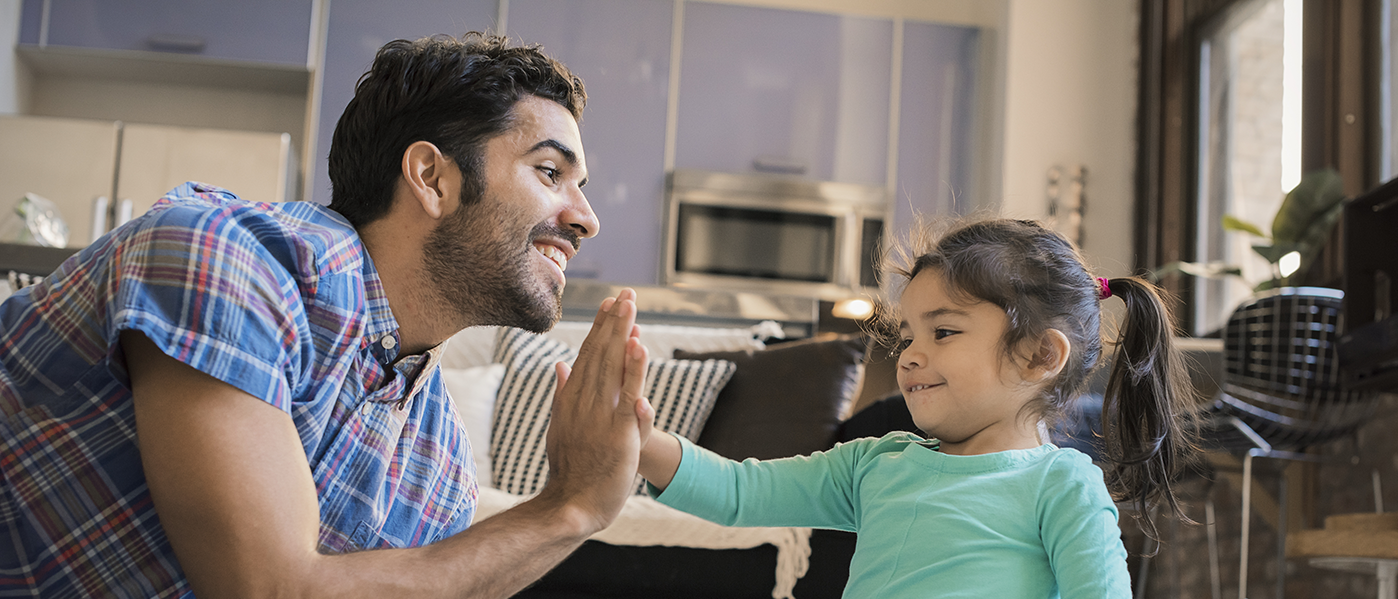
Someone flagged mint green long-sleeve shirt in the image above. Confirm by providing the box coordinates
[653,432,1131,598]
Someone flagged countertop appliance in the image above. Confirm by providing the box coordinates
[663,169,891,302]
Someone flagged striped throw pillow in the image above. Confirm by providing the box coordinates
[489,327,737,496]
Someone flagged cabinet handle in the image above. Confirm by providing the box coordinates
[145,34,206,53]
[752,156,807,175]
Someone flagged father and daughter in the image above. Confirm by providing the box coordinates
[622,217,1196,597]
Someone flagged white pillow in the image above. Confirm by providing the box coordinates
[441,363,506,489]
[441,326,502,370]
[489,327,736,496]
[439,321,765,370]
[545,320,765,359]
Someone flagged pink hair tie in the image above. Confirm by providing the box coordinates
[1096,277,1112,301]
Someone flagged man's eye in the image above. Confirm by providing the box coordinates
[538,166,560,183]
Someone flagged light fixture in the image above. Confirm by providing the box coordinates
[831,297,875,320]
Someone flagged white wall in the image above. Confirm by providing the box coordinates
[0,0,33,115]
[999,0,1140,276]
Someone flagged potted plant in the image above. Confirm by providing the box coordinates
[1153,168,1348,291]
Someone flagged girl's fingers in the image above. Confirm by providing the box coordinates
[553,361,571,395]
[620,338,649,413]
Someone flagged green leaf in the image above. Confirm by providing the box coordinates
[1223,215,1268,238]
[1273,169,1346,244]
[1284,199,1348,286]
[1150,261,1244,281]
[1251,242,1300,264]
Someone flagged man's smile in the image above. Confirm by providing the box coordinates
[534,242,569,272]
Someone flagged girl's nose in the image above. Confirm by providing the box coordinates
[898,345,924,371]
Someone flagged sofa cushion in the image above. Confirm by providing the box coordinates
[837,391,921,443]
[490,327,736,496]
[677,335,867,461]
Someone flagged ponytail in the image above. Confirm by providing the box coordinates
[1099,277,1199,542]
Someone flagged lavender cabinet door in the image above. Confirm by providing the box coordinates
[675,2,892,187]
[507,0,673,285]
[27,0,313,65]
[893,21,979,234]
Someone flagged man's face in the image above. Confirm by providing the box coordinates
[422,95,597,332]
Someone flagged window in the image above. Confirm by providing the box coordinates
[1192,0,1303,334]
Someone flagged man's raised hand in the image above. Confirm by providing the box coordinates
[539,289,653,534]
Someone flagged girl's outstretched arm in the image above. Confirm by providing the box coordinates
[638,426,683,491]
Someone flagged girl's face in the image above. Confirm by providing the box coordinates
[896,270,1045,456]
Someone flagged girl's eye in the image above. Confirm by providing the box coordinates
[891,337,913,356]
[538,166,560,183]
[934,328,959,340]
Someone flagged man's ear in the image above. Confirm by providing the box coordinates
[1023,329,1071,383]
[400,141,457,220]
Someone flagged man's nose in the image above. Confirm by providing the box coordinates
[562,187,599,239]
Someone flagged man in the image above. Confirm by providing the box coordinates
[0,33,655,597]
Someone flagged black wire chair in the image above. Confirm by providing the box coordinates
[1201,286,1380,599]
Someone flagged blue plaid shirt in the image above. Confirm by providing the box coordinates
[1,182,478,597]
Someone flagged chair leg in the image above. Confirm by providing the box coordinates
[1134,504,1161,599]
[1207,495,1221,599]
[1380,561,1397,599]
[1241,453,1254,599]
[1134,545,1153,598]
[1276,473,1286,599]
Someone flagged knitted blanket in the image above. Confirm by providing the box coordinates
[474,486,813,599]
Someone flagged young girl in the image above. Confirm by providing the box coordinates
[636,218,1196,598]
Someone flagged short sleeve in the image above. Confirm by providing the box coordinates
[107,199,314,413]
[1038,452,1132,597]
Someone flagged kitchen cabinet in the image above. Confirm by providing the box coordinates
[0,116,297,249]
[0,115,118,248]
[308,0,498,207]
[18,0,314,67]
[674,2,893,187]
[507,0,673,285]
[893,21,980,235]
[118,123,297,217]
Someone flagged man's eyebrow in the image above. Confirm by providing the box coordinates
[527,139,577,166]
[526,139,586,187]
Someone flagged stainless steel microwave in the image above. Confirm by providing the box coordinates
[663,169,892,301]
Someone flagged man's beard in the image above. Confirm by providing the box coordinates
[421,188,577,333]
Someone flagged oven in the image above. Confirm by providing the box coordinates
[663,169,891,301]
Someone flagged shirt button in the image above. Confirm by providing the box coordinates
[381,335,397,350]
[360,403,372,416]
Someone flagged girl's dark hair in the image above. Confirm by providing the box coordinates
[876,218,1197,541]
[328,32,586,228]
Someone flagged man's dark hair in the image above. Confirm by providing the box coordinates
[328,32,586,228]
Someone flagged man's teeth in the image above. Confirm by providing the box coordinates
[536,244,568,272]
